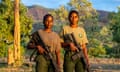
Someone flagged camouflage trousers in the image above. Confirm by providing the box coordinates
[63,51,85,72]
[35,55,54,72]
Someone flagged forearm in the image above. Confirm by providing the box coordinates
[82,45,89,64]
[83,48,89,61]
[56,50,61,66]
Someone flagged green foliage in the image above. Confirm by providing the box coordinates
[109,7,120,43]
[50,0,97,25]
[89,43,106,57]
[68,0,97,20]
[107,7,120,58]
[104,44,113,57]
[111,44,120,58]
[88,25,114,58]
[50,5,68,25]
[0,42,7,57]
[0,0,33,57]
[51,0,112,58]
[50,0,116,58]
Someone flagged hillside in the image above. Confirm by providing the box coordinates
[27,5,110,24]
[97,10,110,23]
[27,5,50,22]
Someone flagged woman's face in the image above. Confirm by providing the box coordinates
[44,16,53,29]
[69,12,79,25]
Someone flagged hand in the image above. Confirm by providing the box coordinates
[57,64,61,70]
[69,43,78,51]
[86,58,90,67]
[57,65,61,72]
[37,45,45,54]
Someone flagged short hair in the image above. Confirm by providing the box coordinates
[43,14,53,24]
[68,10,79,21]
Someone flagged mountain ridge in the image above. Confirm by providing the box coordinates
[27,5,110,24]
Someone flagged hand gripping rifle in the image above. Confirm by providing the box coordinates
[31,31,60,72]
[64,33,90,72]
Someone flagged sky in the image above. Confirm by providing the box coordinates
[21,0,120,12]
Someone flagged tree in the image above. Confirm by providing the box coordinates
[0,0,33,58]
[0,0,14,57]
[51,0,97,26]
[51,0,98,24]
[50,0,103,57]
[109,7,120,58]
[51,5,68,25]
[68,0,96,20]
[13,0,21,66]
[109,7,120,43]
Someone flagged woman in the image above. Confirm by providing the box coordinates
[27,14,61,72]
[60,10,89,72]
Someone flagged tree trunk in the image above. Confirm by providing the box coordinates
[13,0,21,66]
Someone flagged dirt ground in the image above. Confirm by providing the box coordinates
[0,58,120,72]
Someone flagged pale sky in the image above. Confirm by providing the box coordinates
[21,0,120,12]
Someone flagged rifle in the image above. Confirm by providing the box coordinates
[32,31,60,72]
[64,33,90,72]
